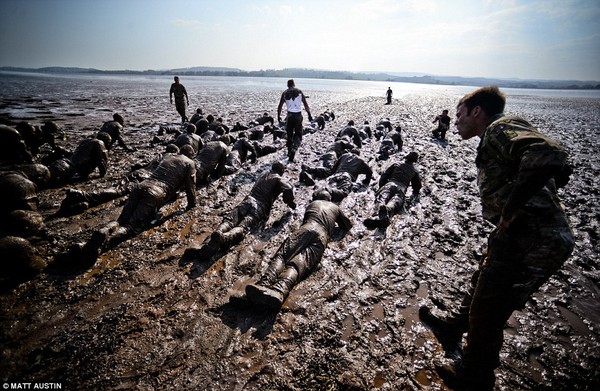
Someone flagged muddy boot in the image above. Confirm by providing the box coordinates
[419,305,467,352]
[299,171,315,186]
[363,217,380,230]
[80,230,108,268]
[246,267,299,309]
[378,205,390,227]
[255,256,285,287]
[184,239,220,261]
[220,227,244,248]
[287,148,296,163]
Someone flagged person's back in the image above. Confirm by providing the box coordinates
[196,141,228,167]
[249,170,294,210]
[175,132,202,155]
[301,200,351,241]
[380,161,421,192]
[332,152,372,182]
[147,153,196,203]
[70,137,109,178]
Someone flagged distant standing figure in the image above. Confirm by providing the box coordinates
[432,109,451,140]
[386,87,393,105]
[169,76,189,123]
[277,79,313,162]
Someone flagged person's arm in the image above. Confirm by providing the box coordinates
[183,86,189,105]
[336,207,353,232]
[301,93,313,122]
[277,93,285,123]
[362,163,373,186]
[185,161,197,210]
[169,85,174,104]
[280,179,296,209]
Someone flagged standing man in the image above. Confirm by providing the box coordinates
[386,87,393,105]
[420,86,575,390]
[277,79,312,162]
[169,76,189,123]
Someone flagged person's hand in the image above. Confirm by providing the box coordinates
[308,114,313,122]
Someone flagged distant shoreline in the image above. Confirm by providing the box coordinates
[1,66,599,91]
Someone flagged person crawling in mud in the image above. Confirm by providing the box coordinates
[175,123,203,155]
[46,131,111,187]
[249,113,275,127]
[336,120,362,149]
[56,144,182,217]
[63,145,197,267]
[432,109,451,140]
[364,151,421,230]
[183,161,295,261]
[100,113,134,151]
[419,86,575,391]
[375,125,403,161]
[194,140,230,186]
[234,188,352,309]
[300,150,372,202]
[299,136,356,181]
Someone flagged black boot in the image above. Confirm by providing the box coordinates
[419,305,467,352]
[255,256,285,287]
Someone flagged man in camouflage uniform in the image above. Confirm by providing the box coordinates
[184,161,295,260]
[420,86,575,390]
[364,151,421,229]
[242,189,352,309]
[169,76,189,123]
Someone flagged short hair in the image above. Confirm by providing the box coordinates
[312,189,332,201]
[186,124,196,134]
[271,161,285,175]
[180,144,195,158]
[458,85,506,116]
[96,131,112,146]
[287,79,295,88]
[405,152,419,163]
[113,113,124,125]
[165,144,180,154]
[196,119,209,132]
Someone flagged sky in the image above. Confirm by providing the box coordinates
[0,0,599,81]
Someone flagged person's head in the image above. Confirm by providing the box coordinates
[113,113,124,125]
[196,108,203,114]
[196,119,209,133]
[41,121,60,134]
[442,109,449,115]
[395,125,402,132]
[238,131,247,139]
[96,131,112,147]
[206,114,214,123]
[405,151,419,163]
[174,76,180,83]
[456,86,506,140]
[165,143,180,154]
[180,144,195,159]
[271,161,285,175]
[312,188,332,201]
[287,79,295,88]
[186,123,196,134]
[347,120,355,126]
[263,112,268,117]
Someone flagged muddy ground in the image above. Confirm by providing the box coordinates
[0,78,599,390]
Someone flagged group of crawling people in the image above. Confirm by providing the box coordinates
[0,109,421,309]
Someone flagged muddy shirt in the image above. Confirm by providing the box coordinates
[382,130,403,150]
[476,114,569,223]
[195,141,229,178]
[331,153,372,184]
[0,125,33,164]
[147,153,196,208]
[70,138,109,178]
[231,138,256,163]
[100,121,123,144]
[336,126,362,148]
[249,171,295,210]
[379,161,421,194]
[175,132,203,154]
[328,138,356,158]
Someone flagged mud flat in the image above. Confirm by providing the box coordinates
[1,75,599,390]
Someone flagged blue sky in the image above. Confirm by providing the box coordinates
[1,0,599,81]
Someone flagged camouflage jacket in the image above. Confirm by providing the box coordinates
[476,114,570,224]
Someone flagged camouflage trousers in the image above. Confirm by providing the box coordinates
[460,210,575,389]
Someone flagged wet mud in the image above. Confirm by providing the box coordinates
[1,77,599,390]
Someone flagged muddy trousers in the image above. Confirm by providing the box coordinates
[459,223,574,390]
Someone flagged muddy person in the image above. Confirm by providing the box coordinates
[386,87,393,105]
[432,109,451,140]
[184,161,295,261]
[364,151,421,230]
[300,150,372,202]
[100,113,134,151]
[169,76,190,123]
[237,189,352,309]
[277,79,313,162]
[419,86,575,390]
[72,145,197,266]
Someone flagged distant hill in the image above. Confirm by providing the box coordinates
[1,66,598,90]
